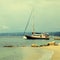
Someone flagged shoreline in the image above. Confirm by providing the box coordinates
[0,47,54,60]
[0,45,60,60]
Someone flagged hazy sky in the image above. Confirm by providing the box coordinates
[0,0,60,33]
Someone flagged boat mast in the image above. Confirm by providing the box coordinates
[32,19,35,34]
[24,9,33,35]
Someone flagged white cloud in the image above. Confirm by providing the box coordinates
[0,25,9,30]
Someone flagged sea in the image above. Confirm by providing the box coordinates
[0,33,60,60]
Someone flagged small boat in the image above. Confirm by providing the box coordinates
[23,9,49,40]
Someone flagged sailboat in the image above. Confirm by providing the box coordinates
[23,10,49,40]
[24,33,49,40]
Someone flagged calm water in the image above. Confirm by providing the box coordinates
[0,36,60,60]
[0,36,60,47]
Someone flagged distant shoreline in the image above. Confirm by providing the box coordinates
[0,32,60,36]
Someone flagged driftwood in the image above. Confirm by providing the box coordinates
[3,45,14,47]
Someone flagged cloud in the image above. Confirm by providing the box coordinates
[0,25,9,30]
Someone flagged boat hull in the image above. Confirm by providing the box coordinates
[25,35,49,40]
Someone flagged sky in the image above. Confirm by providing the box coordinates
[0,0,60,33]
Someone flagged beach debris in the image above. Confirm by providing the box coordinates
[39,41,58,47]
[40,45,44,47]
[30,41,59,47]
[3,45,14,47]
[47,41,58,46]
[31,44,38,47]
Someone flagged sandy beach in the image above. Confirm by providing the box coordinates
[42,45,60,60]
[22,45,60,60]
[0,45,60,60]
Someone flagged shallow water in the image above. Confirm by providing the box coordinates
[0,36,60,60]
[0,36,60,47]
